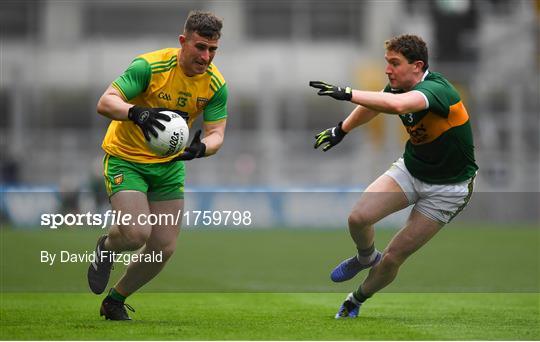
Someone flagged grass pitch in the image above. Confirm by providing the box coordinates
[1,292,539,340]
[1,226,539,339]
[1,226,538,293]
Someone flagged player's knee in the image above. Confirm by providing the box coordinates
[380,249,406,270]
[147,240,177,261]
[121,230,150,251]
[348,210,373,229]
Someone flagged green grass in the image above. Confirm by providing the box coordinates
[1,226,539,339]
[1,226,538,292]
[1,293,538,340]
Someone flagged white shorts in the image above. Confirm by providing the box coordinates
[384,158,476,224]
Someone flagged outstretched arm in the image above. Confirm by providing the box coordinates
[349,90,427,115]
[309,80,427,115]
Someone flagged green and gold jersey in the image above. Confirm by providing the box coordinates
[102,47,228,163]
[384,71,478,184]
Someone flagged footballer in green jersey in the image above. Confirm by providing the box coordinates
[310,34,478,319]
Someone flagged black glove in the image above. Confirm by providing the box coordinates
[128,106,171,141]
[309,81,353,101]
[172,130,206,161]
[314,121,348,152]
[155,108,189,123]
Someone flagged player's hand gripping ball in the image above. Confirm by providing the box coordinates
[146,111,190,157]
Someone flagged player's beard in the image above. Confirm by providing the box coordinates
[193,59,209,74]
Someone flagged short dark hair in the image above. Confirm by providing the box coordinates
[385,34,429,71]
[184,10,223,40]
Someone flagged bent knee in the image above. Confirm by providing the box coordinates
[120,230,151,251]
[348,210,375,228]
[147,241,177,260]
[380,249,407,269]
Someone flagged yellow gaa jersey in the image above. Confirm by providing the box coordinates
[102,47,228,163]
[384,71,478,184]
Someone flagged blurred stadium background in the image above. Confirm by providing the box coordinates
[0,0,538,288]
[0,0,540,302]
[1,4,538,340]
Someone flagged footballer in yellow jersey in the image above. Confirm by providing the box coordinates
[103,47,227,163]
[88,10,227,321]
[310,35,478,318]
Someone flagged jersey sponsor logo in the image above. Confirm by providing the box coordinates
[113,174,124,185]
[197,97,209,110]
[158,92,172,101]
[177,91,192,97]
[406,123,428,144]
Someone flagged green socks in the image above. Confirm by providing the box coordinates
[353,286,371,303]
[109,288,127,302]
